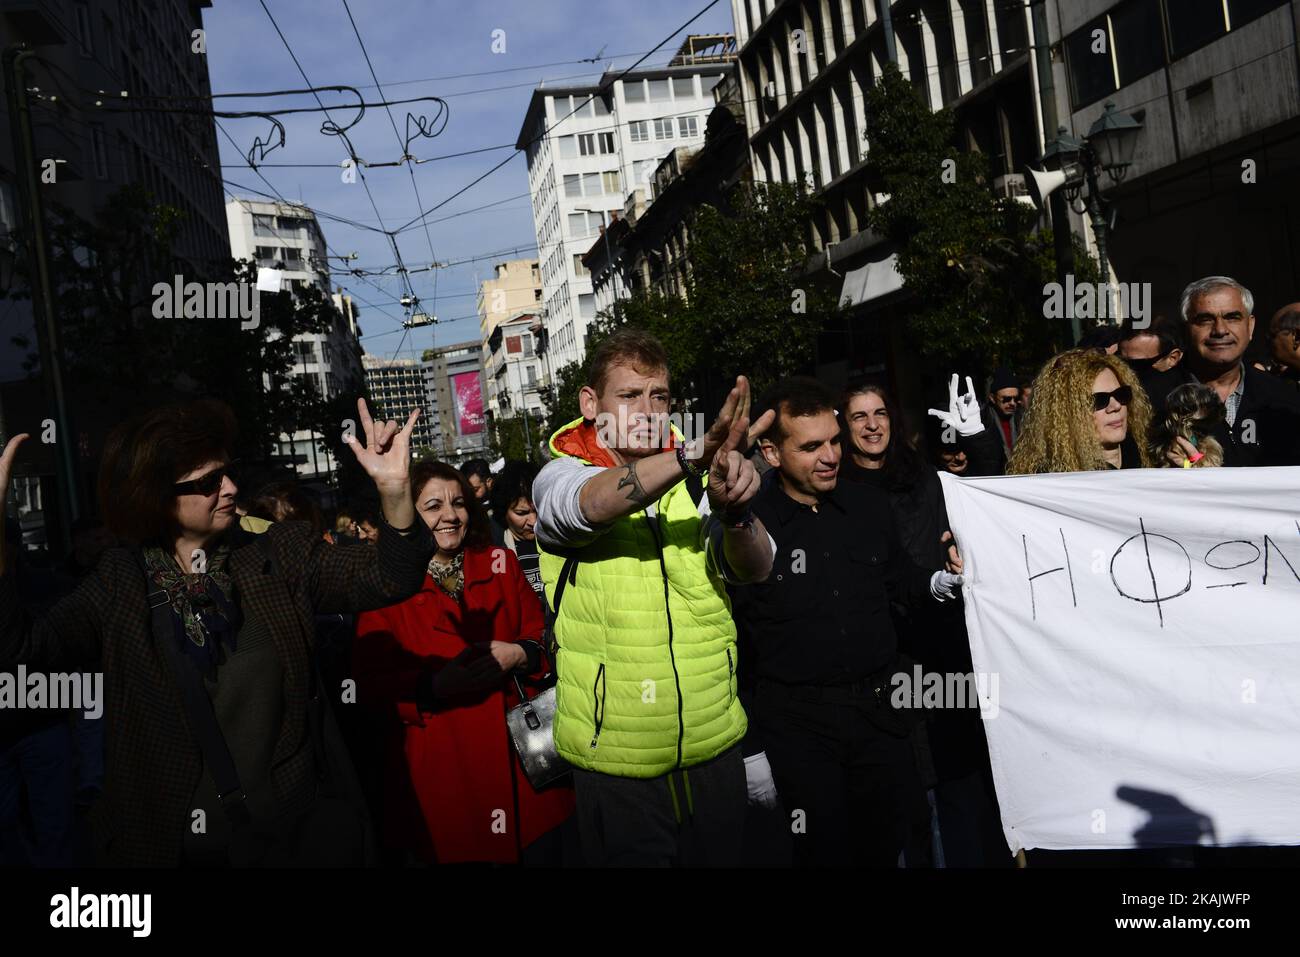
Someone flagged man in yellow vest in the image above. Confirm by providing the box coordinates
[533,329,775,866]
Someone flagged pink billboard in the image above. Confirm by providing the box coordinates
[453,371,484,436]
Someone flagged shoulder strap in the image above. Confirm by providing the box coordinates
[685,473,704,508]
[135,549,251,830]
[550,553,579,618]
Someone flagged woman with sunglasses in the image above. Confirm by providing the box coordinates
[1008,349,1154,474]
[352,461,574,865]
[0,397,435,866]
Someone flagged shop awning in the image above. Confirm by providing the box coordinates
[839,253,904,308]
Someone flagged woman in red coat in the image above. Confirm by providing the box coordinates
[354,461,573,864]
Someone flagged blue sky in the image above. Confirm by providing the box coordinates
[204,0,736,361]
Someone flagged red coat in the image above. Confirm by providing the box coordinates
[354,545,574,863]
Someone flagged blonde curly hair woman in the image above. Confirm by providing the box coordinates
[1007,349,1154,474]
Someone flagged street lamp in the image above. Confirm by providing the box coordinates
[1025,101,1143,335]
[1086,102,1143,180]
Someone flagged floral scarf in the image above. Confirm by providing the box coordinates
[428,551,465,602]
[142,543,240,667]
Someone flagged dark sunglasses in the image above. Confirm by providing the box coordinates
[174,461,238,497]
[1091,385,1133,412]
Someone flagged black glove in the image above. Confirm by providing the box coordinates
[420,643,504,712]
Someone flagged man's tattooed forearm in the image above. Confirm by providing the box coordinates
[615,461,649,504]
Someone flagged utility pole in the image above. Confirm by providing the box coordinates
[1028,0,1077,346]
[4,45,79,553]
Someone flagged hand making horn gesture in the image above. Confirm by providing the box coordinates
[699,376,775,519]
[343,397,420,489]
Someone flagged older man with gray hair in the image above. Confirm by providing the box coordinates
[1170,275,1300,466]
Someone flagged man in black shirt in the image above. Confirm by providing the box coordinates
[734,377,963,867]
[1161,276,1300,466]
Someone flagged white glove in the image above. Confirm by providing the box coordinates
[927,374,985,437]
[744,751,779,809]
[930,569,964,601]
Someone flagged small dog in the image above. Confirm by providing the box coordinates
[1151,383,1225,467]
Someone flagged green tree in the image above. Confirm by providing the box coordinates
[489,413,542,463]
[862,63,1099,370]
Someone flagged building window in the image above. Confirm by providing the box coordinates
[574,254,589,276]
[558,135,577,158]
[1064,14,1118,107]
[255,245,276,262]
[74,3,94,56]
[648,78,671,101]
[1167,0,1228,57]
[89,124,108,179]
[564,173,582,197]
[578,133,596,156]
[579,293,596,318]
[1111,0,1164,87]
[672,77,694,99]
[677,116,698,138]
[629,120,649,143]
[654,118,674,140]
[623,79,646,103]
[506,335,522,354]
[583,172,601,195]
[598,132,616,153]
[1229,0,1289,26]
[602,170,621,194]
[253,213,275,235]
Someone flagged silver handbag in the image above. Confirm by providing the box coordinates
[507,675,570,789]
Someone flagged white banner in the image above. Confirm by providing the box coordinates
[938,467,1300,853]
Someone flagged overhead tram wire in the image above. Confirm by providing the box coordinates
[340,0,442,365]
[256,0,428,340]
[393,0,726,237]
[215,119,409,330]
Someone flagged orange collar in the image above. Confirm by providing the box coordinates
[551,418,680,467]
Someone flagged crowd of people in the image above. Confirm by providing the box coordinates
[0,274,1297,868]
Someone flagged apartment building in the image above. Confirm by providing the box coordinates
[517,35,737,370]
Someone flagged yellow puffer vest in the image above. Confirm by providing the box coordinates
[538,418,746,778]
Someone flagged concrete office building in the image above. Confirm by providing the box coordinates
[729,1,1044,316]
[1051,0,1300,319]
[363,355,438,457]
[422,341,490,463]
[484,312,547,429]
[227,198,366,481]
[585,69,752,314]
[0,0,228,549]
[517,35,736,372]
[476,259,544,418]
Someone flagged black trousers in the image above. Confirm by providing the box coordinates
[756,680,925,868]
[571,745,745,867]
